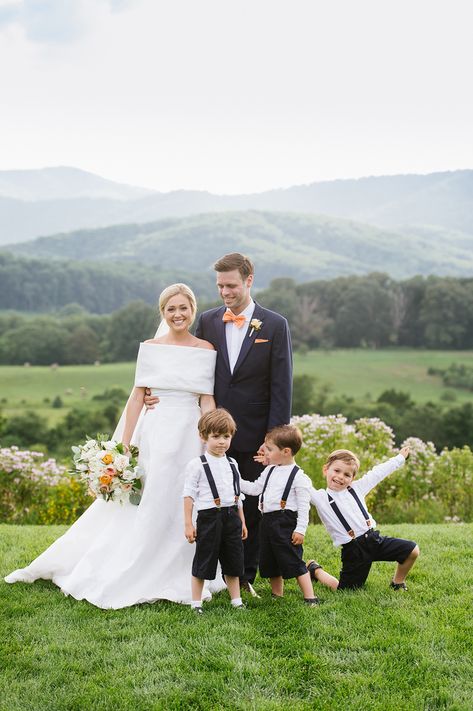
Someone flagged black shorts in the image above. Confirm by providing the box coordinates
[192,506,244,580]
[259,510,308,580]
[338,529,417,590]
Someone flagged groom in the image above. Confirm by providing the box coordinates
[145,253,293,592]
[196,253,292,592]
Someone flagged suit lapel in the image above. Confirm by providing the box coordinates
[233,302,265,375]
[213,306,231,373]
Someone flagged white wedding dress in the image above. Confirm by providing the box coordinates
[5,343,224,609]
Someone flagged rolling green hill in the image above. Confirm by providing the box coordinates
[7,210,473,283]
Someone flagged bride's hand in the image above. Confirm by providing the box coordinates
[144,388,160,410]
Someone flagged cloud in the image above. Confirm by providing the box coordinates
[0,0,135,43]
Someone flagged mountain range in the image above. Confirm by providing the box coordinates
[1,166,472,247]
[7,210,473,283]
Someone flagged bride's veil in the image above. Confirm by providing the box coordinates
[112,319,169,442]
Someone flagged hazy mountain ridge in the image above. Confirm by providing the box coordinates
[0,166,153,202]
[0,167,472,244]
[7,211,473,282]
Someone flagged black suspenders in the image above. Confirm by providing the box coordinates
[260,465,300,512]
[327,486,372,539]
[200,455,240,508]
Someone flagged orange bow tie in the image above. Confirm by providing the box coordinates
[222,311,246,328]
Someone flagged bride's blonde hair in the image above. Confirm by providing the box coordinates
[159,283,197,325]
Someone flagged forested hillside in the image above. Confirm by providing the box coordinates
[0,253,216,312]
[7,210,473,283]
[1,168,473,244]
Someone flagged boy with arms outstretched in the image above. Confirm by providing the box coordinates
[306,447,420,591]
[183,409,248,613]
[241,424,319,606]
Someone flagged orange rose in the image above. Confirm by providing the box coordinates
[102,453,113,464]
[99,474,113,486]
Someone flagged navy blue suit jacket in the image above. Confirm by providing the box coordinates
[195,302,293,451]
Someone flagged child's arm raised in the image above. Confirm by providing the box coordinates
[239,470,266,496]
[355,447,410,497]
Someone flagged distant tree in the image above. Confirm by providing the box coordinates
[101,301,156,362]
[334,277,395,347]
[419,277,473,348]
[64,325,100,364]
[0,321,68,365]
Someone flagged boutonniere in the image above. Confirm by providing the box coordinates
[249,318,263,337]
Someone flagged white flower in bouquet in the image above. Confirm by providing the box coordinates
[71,435,142,505]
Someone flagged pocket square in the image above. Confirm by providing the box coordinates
[255,338,269,343]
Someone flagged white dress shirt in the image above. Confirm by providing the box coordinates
[310,454,406,546]
[240,464,312,535]
[182,452,244,511]
[225,299,255,373]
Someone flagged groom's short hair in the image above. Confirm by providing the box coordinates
[199,408,237,438]
[214,253,254,280]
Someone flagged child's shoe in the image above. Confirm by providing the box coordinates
[306,560,323,582]
[390,580,408,591]
[271,593,283,600]
[233,603,246,610]
[303,597,320,607]
[192,606,204,614]
[240,581,260,598]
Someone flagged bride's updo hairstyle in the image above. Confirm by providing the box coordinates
[159,283,197,325]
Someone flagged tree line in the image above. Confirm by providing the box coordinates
[1,272,473,365]
[257,273,473,349]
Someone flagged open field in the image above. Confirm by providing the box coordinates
[1,523,472,710]
[1,349,473,424]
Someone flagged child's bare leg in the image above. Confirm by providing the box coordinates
[297,571,315,598]
[224,575,241,601]
[393,545,420,584]
[270,576,284,597]
[313,568,339,590]
[191,575,205,602]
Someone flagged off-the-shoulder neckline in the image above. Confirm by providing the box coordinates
[140,342,215,352]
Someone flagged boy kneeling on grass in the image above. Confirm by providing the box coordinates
[183,409,248,614]
[241,424,319,607]
[306,447,420,591]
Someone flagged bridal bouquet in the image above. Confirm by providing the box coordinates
[72,434,142,505]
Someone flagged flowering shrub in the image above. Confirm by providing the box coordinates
[0,445,91,524]
[292,415,473,523]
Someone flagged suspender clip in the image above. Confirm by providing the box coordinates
[280,499,286,509]
[348,529,355,539]
[214,497,221,508]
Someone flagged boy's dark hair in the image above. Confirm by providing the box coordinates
[198,408,237,439]
[265,424,303,455]
[324,449,360,473]
[213,253,254,280]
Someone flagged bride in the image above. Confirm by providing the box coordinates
[5,283,225,608]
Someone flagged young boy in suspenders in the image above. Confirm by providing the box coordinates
[240,425,319,606]
[306,447,420,591]
[183,409,248,614]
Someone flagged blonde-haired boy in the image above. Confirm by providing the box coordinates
[307,448,420,591]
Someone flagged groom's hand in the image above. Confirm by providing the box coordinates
[144,387,160,410]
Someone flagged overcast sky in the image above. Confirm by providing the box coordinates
[0,0,472,194]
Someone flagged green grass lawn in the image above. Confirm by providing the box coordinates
[294,349,473,404]
[1,523,472,710]
[1,350,473,425]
